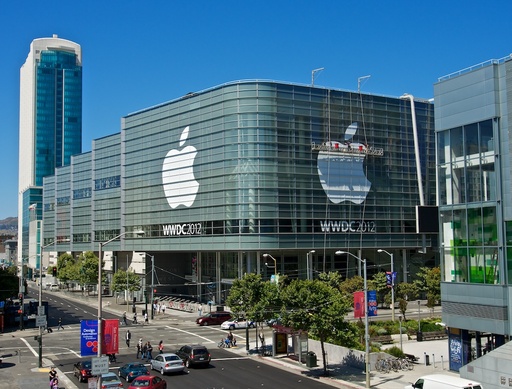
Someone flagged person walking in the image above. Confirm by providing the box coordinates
[126,330,131,347]
[133,311,138,324]
[142,342,148,360]
[158,340,164,354]
[49,367,57,382]
[136,338,143,359]
[161,304,166,315]
[146,341,153,362]
[57,318,64,330]
[122,311,128,326]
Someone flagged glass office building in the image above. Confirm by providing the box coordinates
[435,55,512,373]
[42,80,435,303]
[18,35,82,268]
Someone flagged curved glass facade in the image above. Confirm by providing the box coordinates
[43,80,436,299]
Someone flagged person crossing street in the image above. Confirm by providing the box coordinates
[126,330,131,347]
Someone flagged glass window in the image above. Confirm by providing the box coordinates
[479,119,494,153]
[450,127,463,158]
[464,123,479,156]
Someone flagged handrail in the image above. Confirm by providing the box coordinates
[438,54,512,82]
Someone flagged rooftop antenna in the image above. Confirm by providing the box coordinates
[357,75,371,92]
[311,67,325,86]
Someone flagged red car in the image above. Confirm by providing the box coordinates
[128,375,167,389]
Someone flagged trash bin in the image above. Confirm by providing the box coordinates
[417,331,423,342]
[306,351,317,367]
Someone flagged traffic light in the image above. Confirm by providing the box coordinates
[52,267,57,277]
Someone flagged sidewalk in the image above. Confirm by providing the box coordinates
[5,289,458,389]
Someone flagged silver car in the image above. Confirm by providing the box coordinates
[100,372,123,388]
[150,353,185,375]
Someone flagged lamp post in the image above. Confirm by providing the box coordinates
[399,315,403,352]
[336,250,370,389]
[378,249,395,321]
[97,230,144,358]
[147,254,155,320]
[306,250,315,280]
[262,254,277,277]
[39,239,69,367]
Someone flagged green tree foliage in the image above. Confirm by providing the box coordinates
[280,277,352,375]
[56,253,75,284]
[111,270,142,294]
[395,282,419,321]
[414,267,441,310]
[0,266,19,300]
[225,273,280,322]
[372,272,390,308]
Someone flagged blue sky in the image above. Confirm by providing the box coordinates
[1,1,512,220]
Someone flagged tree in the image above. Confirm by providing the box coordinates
[414,267,441,312]
[280,277,352,375]
[225,273,279,323]
[0,266,19,301]
[371,272,390,308]
[396,282,419,321]
[56,253,75,285]
[111,269,142,302]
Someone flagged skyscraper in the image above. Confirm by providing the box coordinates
[18,34,82,267]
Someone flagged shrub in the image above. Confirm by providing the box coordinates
[385,346,405,359]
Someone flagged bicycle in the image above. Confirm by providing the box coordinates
[375,358,391,373]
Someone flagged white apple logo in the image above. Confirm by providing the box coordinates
[162,126,199,208]
[316,122,371,204]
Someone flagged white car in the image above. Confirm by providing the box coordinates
[220,318,255,330]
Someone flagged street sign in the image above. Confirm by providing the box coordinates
[87,377,97,389]
[36,315,46,327]
[37,306,45,316]
[91,356,109,375]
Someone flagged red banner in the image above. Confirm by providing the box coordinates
[103,319,119,355]
[353,291,365,319]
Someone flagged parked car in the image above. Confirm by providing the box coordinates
[195,311,232,326]
[176,344,211,368]
[221,318,255,330]
[128,375,167,389]
[100,372,123,388]
[118,362,149,382]
[150,353,185,375]
[73,360,93,383]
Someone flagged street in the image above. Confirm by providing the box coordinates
[5,290,335,389]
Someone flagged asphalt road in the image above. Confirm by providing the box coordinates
[13,291,334,389]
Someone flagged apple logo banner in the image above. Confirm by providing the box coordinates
[162,126,199,208]
[316,122,371,204]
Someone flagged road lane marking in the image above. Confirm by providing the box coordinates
[165,325,217,343]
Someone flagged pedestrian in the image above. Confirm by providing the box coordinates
[49,366,57,382]
[126,330,131,347]
[198,305,202,316]
[146,341,153,362]
[122,311,128,326]
[57,318,64,330]
[50,377,59,389]
[142,342,148,359]
[161,304,166,315]
[136,338,142,359]
[144,311,148,325]
[158,340,164,354]
[227,331,234,347]
[133,311,138,324]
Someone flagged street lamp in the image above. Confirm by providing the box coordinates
[307,250,315,280]
[399,314,403,352]
[262,254,277,277]
[377,249,395,321]
[336,250,370,389]
[97,230,144,358]
[146,254,155,320]
[39,239,69,368]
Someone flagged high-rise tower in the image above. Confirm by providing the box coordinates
[18,34,82,266]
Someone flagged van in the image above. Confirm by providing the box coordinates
[50,284,59,291]
[405,374,483,389]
